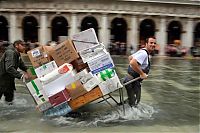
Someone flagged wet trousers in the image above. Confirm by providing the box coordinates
[0,90,14,102]
[124,76,141,107]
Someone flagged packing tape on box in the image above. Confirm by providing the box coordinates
[40,63,73,84]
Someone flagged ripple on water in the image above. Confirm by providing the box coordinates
[46,103,157,127]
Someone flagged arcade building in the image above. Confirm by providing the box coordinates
[0,0,200,55]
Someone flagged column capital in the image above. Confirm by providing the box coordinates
[101,13,108,16]
[40,12,47,15]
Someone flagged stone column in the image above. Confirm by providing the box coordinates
[128,15,138,53]
[39,13,47,45]
[100,13,109,49]
[9,12,17,43]
[69,13,78,37]
[156,17,167,55]
[182,18,193,48]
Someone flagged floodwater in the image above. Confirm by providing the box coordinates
[0,56,199,133]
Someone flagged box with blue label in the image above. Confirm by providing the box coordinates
[87,53,114,74]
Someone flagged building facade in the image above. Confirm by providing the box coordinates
[0,0,200,55]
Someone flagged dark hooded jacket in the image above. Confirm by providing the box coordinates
[0,44,27,92]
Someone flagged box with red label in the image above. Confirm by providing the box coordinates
[49,89,71,107]
[50,39,79,66]
[66,80,88,100]
[27,46,53,68]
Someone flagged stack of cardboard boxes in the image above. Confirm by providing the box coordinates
[26,28,122,117]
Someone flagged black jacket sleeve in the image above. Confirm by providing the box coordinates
[18,56,28,72]
[4,50,22,79]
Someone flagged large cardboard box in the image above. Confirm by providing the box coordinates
[50,40,79,66]
[83,76,100,91]
[43,71,76,97]
[26,79,49,105]
[84,86,103,103]
[66,80,88,100]
[27,46,53,68]
[39,63,73,84]
[75,69,93,84]
[68,96,86,110]
[87,53,115,74]
[79,44,107,63]
[26,78,43,96]
[98,74,123,95]
[72,28,99,52]
[32,89,49,105]
[49,89,71,107]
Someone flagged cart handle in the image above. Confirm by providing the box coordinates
[123,77,141,86]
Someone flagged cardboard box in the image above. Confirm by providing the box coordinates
[71,57,88,72]
[66,80,88,100]
[74,69,88,81]
[75,69,93,84]
[84,86,103,103]
[79,44,107,63]
[72,28,99,52]
[43,71,76,97]
[50,39,79,66]
[87,53,115,74]
[27,46,53,68]
[32,89,49,105]
[43,102,72,117]
[39,63,73,84]
[34,61,58,78]
[68,96,86,110]
[98,74,123,95]
[36,101,52,112]
[83,76,100,91]
[49,89,71,107]
[26,78,43,96]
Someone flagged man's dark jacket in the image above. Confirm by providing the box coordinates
[0,45,27,92]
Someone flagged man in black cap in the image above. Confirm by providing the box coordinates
[0,40,30,105]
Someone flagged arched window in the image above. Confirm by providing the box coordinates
[194,22,200,46]
[110,18,127,55]
[81,16,98,37]
[22,16,38,43]
[167,21,182,44]
[140,19,155,44]
[51,16,68,42]
[0,16,8,41]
